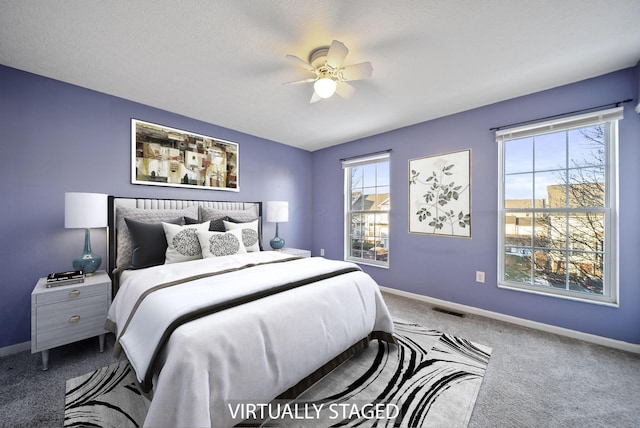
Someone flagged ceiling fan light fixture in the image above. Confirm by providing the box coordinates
[285,40,371,102]
[314,77,337,98]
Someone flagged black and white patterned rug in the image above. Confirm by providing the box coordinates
[64,321,491,427]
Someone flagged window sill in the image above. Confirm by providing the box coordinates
[498,282,619,308]
[345,258,389,269]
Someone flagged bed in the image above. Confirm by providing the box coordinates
[105,197,395,427]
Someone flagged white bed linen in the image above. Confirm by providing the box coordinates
[108,252,394,428]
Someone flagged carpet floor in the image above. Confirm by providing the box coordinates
[64,320,491,427]
[2,291,639,427]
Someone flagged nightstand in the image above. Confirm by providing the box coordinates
[31,270,111,370]
[280,248,311,258]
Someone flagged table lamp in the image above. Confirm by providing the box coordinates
[266,201,289,250]
[65,192,108,275]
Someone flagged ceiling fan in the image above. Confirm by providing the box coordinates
[284,40,373,103]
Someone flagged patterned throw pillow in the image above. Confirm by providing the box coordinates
[197,229,247,258]
[223,219,261,252]
[162,221,210,264]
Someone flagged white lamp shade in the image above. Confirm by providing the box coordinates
[314,77,337,98]
[65,192,108,229]
[266,201,289,223]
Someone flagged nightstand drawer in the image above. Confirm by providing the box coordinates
[35,281,108,305]
[34,295,108,350]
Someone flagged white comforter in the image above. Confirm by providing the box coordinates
[107,252,394,428]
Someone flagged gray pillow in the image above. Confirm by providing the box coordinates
[115,205,198,271]
[199,206,259,222]
[185,216,228,232]
[125,217,182,269]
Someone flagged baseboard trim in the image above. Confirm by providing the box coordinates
[0,340,30,357]
[380,286,640,354]
[4,289,638,356]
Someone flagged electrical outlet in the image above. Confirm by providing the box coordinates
[320,248,325,256]
[475,271,485,283]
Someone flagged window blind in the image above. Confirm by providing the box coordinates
[341,151,390,168]
[495,107,624,143]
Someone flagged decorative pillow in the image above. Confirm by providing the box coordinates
[185,216,228,232]
[162,221,211,264]
[115,205,197,271]
[224,219,261,252]
[197,228,247,258]
[125,217,182,269]
[199,206,259,222]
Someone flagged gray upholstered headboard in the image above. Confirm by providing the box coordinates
[107,196,262,279]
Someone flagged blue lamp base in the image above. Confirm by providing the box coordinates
[270,223,285,250]
[270,237,285,251]
[72,228,102,275]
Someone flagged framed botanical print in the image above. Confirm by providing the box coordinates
[409,149,471,237]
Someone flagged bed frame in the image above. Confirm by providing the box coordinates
[105,196,392,425]
[107,196,262,281]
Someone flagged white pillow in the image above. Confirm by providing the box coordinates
[223,219,261,252]
[162,221,210,264]
[197,229,247,258]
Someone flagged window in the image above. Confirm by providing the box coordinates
[343,152,390,267]
[497,107,622,305]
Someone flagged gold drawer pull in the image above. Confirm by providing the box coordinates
[69,290,81,298]
[69,315,81,324]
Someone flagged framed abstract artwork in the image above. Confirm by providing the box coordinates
[409,149,471,237]
[131,119,239,191]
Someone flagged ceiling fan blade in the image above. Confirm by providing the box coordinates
[310,91,322,103]
[326,40,349,69]
[286,54,314,72]
[335,81,356,99]
[283,77,317,85]
[340,62,373,81]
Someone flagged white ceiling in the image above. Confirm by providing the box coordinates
[1,1,639,151]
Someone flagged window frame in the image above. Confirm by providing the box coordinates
[342,152,390,268]
[496,107,621,306]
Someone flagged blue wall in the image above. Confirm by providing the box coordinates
[0,65,312,349]
[312,67,640,345]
